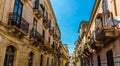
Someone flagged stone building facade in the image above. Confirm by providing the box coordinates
[74,0,120,66]
[0,0,68,66]
[59,44,69,66]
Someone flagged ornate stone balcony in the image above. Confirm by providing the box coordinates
[88,33,101,53]
[49,28,54,36]
[95,11,116,46]
[83,47,92,57]
[43,40,52,51]
[95,25,115,46]
[43,16,49,29]
[33,2,44,19]
[51,44,58,55]
[30,29,43,46]
[53,34,60,41]
[8,13,29,37]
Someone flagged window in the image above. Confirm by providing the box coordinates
[28,52,34,66]
[103,0,108,11]
[42,30,45,40]
[96,13,103,30]
[106,50,114,66]
[34,0,39,8]
[46,57,49,66]
[52,42,55,48]
[13,0,23,28]
[33,18,37,31]
[49,20,51,28]
[14,0,23,16]
[4,46,16,66]
[97,55,101,66]
[95,13,103,36]
[44,11,48,18]
[40,55,43,66]
[103,0,113,25]
[51,59,53,66]
[32,18,37,37]
[48,37,50,44]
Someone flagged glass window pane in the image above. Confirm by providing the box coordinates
[18,8,22,16]
[28,53,33,66]
[104,0,108,12]
[15,0,19,5]
[4,46,15,66]
[14,5,18,13]
[14,0,23,17]
[19,2,23,8]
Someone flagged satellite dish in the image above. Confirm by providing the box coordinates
[113,16,120,21]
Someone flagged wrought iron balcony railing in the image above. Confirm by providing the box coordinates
[30,29,43,44]
[8,13,29,35]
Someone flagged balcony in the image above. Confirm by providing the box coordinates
[43,40,51,50]
[51,44,57,55]
[30,29,43,46]
[95,25,115,46]
[95,11,116,46]
[33,2,44,19]
[88,32,101,53]
[83,47,92,57]
[49,28,54,36]
[53,34,60,41]
[43,16,49,29]
[8,13,29,37]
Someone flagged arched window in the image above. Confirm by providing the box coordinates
[28,52,34,66]
[4,46,16,66]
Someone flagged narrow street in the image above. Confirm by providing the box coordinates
[0,0,120,66]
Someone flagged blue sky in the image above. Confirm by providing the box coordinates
[50,0,95,53]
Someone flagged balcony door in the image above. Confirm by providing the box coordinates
[97,55,101,66]
[106,49,114,66]
[13,0,23,28]
[40,55,43,66]
[46,57,49,66]
[28,52,34,66]
[4,46,16,66]
[32,18,37,37]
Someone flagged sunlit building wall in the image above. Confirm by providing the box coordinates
[0,0,62,66]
